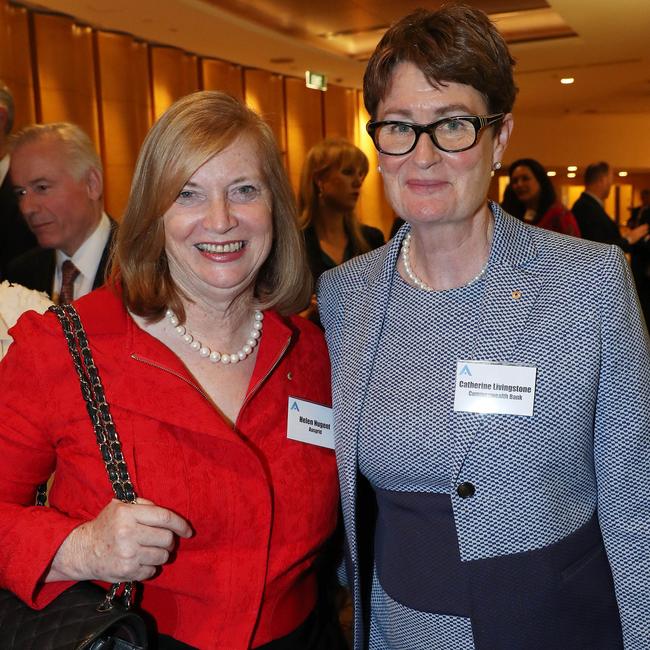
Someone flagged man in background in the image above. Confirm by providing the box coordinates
[0,81,37,279]
[629,188,650,227]
[627,189,650,324]
[571,161,648,248]
[5,122,115,303]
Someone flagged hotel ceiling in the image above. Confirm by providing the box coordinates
[204,0,574,60]
[21,0,650,116]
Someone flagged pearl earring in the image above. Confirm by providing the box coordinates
[377,165,382,173]
[493,161,502,171]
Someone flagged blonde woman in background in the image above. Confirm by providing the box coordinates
[299,138,385,285]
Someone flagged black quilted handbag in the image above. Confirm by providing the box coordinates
[0,304,150,649]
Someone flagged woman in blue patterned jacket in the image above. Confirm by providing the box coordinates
[318,6,650,650]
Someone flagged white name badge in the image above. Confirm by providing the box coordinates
[287,397,335,449]
[454,360,537,416]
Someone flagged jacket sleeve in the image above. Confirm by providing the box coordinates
[0,311,86,608]
[594,245,650,649]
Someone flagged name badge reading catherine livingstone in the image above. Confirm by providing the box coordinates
[454,360,537,416]
[287,397,335,449]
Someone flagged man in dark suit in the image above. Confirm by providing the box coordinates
[571,161,648,249]
[6,122,115,302]
[627,189,650,324]
[629,189,650,228]
[0,81,37,279]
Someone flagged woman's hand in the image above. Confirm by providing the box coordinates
[46,498,193,583]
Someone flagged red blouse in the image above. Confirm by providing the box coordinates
[0,287,339,649]
[536,202,581,237]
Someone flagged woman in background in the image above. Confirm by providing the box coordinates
[502,157,580,236]
[299,138,384,284]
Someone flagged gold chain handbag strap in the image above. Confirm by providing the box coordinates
[48,303,138,612]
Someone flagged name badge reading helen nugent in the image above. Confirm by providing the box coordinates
[454,360,537,417]
[287,397,335,449]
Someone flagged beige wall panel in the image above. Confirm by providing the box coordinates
[354,90,393,236]
[96,32,152,219]
[202,59,243,101]
[151,47,199,119]
[323,84,356,142]
[244,68,286,153]
[284,77,323,193]
[0,2,36,129]
[507,112,650,172]
[33,14,99,147]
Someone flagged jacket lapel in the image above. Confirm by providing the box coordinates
[451,205,544,479]
[335,233,404,560]
[92,219,117,290]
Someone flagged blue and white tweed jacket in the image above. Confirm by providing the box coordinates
[318,204,650,649]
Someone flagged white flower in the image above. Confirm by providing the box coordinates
[0,281,54,360]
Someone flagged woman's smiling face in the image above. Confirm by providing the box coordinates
[163,135,273,304]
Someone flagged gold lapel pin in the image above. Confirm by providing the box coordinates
[511,289,522,300]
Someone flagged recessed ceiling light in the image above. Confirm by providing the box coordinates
[567,172,576,178]
[567,165,577,171]
[547,171,557,177]
[618,171,628,177]
[561,77,575,85]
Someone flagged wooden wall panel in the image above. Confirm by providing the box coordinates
[354,90,393,236]
[201,58,244,101]
[151,46,199,119]
[0,1,36,130]
[244,68,286,153]
[95,32,152,219]
[33,14,99,148]
[323,84,356,142]
[284,77,323,193]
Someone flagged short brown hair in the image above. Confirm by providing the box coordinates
[363,5,517,120]
[584,161,610,186]
[113,91,311,322]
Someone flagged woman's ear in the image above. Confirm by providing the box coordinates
[313,170,328,197]
[493,113,513,163]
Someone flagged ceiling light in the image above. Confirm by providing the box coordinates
[618,171,628,177]
[547,171,557,177]
[560,77,575,85]
[567,172,576,178]
[567,165,577,171]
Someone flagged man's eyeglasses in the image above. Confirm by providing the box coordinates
[366,114,504,156]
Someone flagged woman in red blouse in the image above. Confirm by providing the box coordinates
[0,92,343,649]
[502,158,581,237]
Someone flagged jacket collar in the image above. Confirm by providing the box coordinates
[361,202,539,291]
[75,286,293,438]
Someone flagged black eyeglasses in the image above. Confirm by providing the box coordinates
[366,114,504,155]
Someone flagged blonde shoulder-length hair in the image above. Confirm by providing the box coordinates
[112,91,311,322]
[297,138,371,255]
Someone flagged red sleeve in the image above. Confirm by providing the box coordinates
[540,203,582,237]
[560,209,581,237]
[0,311,87,607]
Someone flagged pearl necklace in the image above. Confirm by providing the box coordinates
[165,308,263,364]
[401,232,487,291]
